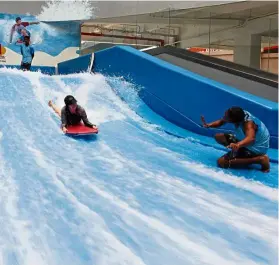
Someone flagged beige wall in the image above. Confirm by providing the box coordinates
[201,50,278,74]
[0,47,79,67]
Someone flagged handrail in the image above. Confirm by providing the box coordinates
[81,32,165,46]
[145,46,278,87]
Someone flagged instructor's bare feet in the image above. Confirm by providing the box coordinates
[260,155,270,173]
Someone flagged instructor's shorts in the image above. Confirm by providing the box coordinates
[222,133,259,160]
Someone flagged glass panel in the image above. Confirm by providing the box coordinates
[80,0,278,75]
[261,16,278,74]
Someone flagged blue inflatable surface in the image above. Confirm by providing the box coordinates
[0,68,277,265]
[92,46,278,149]
[58,54,92,74]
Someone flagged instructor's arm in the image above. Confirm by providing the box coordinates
[235,121,256,148]
[201,115,226,128]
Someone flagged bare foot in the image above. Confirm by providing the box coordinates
[48,100,53,107]
[260,155,270,173]
[217,157,230,169]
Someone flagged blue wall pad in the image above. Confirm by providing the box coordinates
[57,54,93,75]
[0,64,55,75]
[93,46,278,149]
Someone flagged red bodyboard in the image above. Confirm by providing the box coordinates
[66,123,98,136]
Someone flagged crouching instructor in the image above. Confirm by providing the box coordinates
[201,107,270,173]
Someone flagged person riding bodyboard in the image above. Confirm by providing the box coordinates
[48,95,97,134]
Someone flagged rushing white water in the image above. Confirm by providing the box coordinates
[0,68,278,265]
[37,0,96,21]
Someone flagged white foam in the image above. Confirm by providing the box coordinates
[153,146,278,202]
[14,69,278,202]
[93,143,278,246]
[39,22,59,37]
[0,146,47,265]
[183,160,277,201]
[37,0,96,21]
[0,18,16,43]
[27,145,146,265]
[56,143,269,265]
[2,67,277,265]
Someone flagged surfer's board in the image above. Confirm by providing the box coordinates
[66,123,98,136]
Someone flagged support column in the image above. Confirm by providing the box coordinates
[234,31,261,69]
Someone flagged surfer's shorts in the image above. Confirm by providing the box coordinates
[21,63,31,71]
[19,32,31,42]
[222,133,259,160]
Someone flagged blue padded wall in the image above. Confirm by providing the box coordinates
[93,46,278,149]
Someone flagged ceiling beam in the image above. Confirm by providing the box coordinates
[83,15,240,26]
